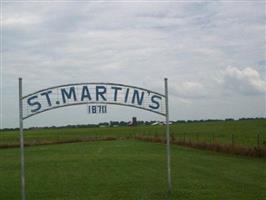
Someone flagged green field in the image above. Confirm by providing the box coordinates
[1,119,266,148]
[1,120,266,199]
[1,140,266,200]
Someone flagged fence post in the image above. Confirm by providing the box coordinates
[171,132,175,142]
[257,134,260,148]
[231,134,234,146]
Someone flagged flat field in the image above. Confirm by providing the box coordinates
[1,120,265,199]
[0,140,265,200]
[1,119,266,148]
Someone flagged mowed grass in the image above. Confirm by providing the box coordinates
[0,140,265,200]
[1,119,266,148]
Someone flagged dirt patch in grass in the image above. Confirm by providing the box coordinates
[135,135,266,158]
[0,136,117,149]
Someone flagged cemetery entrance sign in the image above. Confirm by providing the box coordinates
[22,82,166,119]
[18,78,172,200]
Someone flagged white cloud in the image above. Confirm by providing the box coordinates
[171,81,206,99]
[221,66,266,95]
[4,14,41,26]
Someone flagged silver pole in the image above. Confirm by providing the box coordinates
[19,78,26,200]
[164,78,172,192]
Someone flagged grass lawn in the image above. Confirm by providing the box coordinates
[0,140,265,200]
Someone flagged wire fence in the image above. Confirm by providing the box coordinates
[131,127,266,149]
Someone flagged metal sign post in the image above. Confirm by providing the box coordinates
[164,78,172,193]
[19,78,26,200]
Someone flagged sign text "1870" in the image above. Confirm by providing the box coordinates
[88,105,107,114]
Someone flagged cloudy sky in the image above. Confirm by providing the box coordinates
[1,0,265,128]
